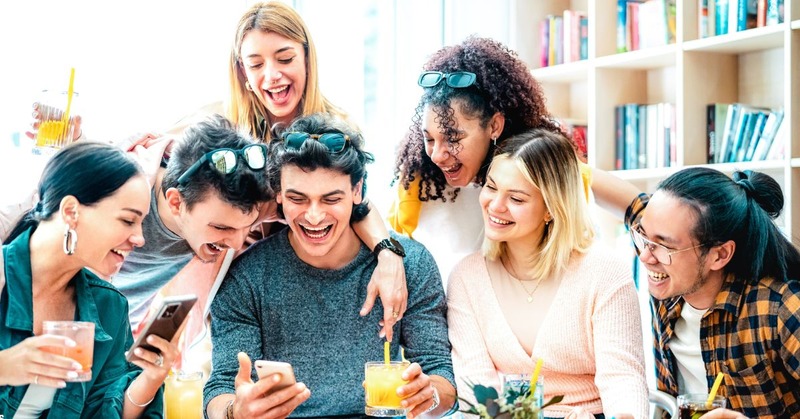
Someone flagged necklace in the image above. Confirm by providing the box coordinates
[503,257,542,303]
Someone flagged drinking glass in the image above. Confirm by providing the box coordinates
[165,370,205,419]
[364,361,409,417]
[677,394,726,419]
[41,321,95,382]
[33,89,79,154]
[501,373,544,419]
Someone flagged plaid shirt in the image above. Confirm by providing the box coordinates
[626,193,800,418]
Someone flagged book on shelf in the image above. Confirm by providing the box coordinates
[702,0,780,37]
[557,119,588,163]
[707,103,784,163]
[614,102,675,170]
[540,10,588,67]
[615,0,675,52]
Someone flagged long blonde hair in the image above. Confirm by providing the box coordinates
[227,1,346,142]
[483,129,594,280]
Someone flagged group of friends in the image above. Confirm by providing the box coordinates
[1,2,799,419]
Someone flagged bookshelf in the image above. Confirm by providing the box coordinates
[512,0,799,249]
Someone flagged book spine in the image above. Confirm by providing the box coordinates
[540,19,550,67]
[700,0,710,38]
[707,104,717,163]
[579,15,589,60]
[615,106,625,170]
[617,0,628,52]
[756,0,767,27]
[717,0,729,34]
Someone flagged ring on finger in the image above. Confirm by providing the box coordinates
[392,310,400,319]
[155,354,164,367]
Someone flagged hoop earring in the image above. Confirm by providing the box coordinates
[245,81,252,91]
[63,224,78,256]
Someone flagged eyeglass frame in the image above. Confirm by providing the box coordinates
[629,222,708,265]
[417,71,477,89]
[283,132,350,154]
[176,143,268,186]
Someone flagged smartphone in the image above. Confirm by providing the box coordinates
[125,294,197,362]
[254,360,296,391]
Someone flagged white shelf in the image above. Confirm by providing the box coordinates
[594,44,677,69]
[792,158,800,168]
[610,160,787,182]
[531,60,590,83]
[793,20,800,30]
[683,24,786,54]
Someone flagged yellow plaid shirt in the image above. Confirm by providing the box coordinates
[627,193,800,418]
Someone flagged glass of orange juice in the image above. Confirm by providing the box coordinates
[165,370,205,419]
[364,361,409,417]
[42,321,94,382]
[33,89,79,155]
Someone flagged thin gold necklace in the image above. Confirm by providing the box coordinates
[503,257,541,303]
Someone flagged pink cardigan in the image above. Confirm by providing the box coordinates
[447,247,649,418]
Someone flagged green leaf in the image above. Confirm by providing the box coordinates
[473,384,500,405]
[541,395,564,409]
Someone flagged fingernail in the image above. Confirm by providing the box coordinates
[73,362,82,370]
[65,339,77,347]
[135,348,143,356]
[67,371,78,379]
[273,374,281,382]
[58,381,67,388]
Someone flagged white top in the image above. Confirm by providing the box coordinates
[15,384,56,418]
[671,302,709,394]
[412,183,483,288]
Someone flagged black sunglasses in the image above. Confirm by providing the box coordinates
[176,143,267,186]
[284,132,350,153]
[417,71,477,88]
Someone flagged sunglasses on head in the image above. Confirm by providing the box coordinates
[177,143,268,186]
[284,132,350,153]
[417,71,477,88]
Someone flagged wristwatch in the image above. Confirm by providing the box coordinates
[372,237,406,258]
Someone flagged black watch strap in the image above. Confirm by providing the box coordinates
[372,237,406,258]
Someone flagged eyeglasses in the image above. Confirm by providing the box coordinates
[284,132,350,153]
[176,144,267,186]
[417,71,477,88]
[629,223,706,266]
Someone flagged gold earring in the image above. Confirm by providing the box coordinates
[245,81,252,91]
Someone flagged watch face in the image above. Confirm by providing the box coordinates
[389,238,405,255]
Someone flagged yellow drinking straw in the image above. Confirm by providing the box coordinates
[384,341,390,365]
[59,68,76,146]
[400,346,407,363]
[530,358,543,390]
[707,372,725,406]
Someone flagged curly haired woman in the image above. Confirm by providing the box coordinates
[389,36,594,284]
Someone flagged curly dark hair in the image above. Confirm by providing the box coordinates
[394,36,561,202]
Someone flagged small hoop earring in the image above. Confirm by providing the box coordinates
[63,224,78,255]
[245,81,252,91]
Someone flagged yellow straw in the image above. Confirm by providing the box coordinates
[384,341,390,365]
[530,358,543,390]
[707,372,724,405]
[400,346,407,363]
[61,68,76,144]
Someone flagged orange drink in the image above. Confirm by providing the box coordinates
[42,321,95,382]
[165,370,205,419]
[364,361,409,417]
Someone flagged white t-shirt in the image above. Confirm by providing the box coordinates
[671,302,709,394]
[412,183,483,289]
[15,384,56,418]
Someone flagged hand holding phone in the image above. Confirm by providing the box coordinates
[126,294,197,363]
[254,360,296,391]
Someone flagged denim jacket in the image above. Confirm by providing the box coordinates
[0,228,163,418]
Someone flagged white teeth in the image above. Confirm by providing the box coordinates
[111,249,130,258]
[489,215,511,225]
[648,270,669,282]
[302,225,331,239]
[268,85,288,93]
[208,243,224,252]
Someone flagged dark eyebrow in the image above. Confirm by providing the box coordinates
[122,208,144,217]
[639,222,678,246]
[485,175,531,196]
[284,188,345,198]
